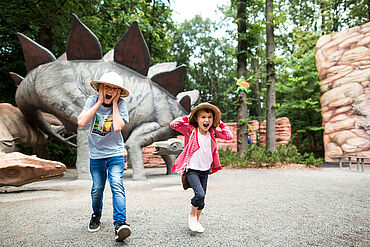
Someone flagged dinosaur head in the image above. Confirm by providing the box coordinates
[0,152,66,187]
[152,138,184,156]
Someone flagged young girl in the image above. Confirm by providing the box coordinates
[170,103,234,233]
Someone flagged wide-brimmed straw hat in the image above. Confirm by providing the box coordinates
[189,103,221,128]
[90,72,130,97]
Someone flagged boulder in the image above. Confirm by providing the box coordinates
[316,21,370,162]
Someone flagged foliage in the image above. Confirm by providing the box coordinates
[48,141,77,168]
[219,144,323,168]
[21,141,77,168]
[81,0,175,64]
[276,29,324,157]
[226,0,266,119]
[344,0,370,27]
[169,15,237,122]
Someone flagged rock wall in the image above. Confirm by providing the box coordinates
[316,22,370,162]
[248,120,260,145]
[259,117,292,145]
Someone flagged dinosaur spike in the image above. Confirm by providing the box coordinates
[177,89,200,106]
[114,21,150,76]
[58,52,67,61]
[148,62,177,78]
[179,95,191,113]
[9,72,24,85]
[16,33,56,73]
[66,14,102,60]
[151,65,186,96]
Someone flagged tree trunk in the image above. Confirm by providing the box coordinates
[252,7,262,119]
[236,0,248,156]
[253,59,262,118]
[265,0,276,151]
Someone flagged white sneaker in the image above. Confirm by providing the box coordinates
[188,214,198,232]
[195,221,204,233]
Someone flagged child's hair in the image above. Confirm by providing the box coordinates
[190,108,215,128]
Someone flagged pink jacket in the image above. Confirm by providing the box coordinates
[170,116,234,174]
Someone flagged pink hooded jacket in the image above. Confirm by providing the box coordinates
[170,116,234,174]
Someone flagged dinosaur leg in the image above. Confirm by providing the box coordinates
[75,127,90,180]
[126,145,146,181]
[160,154,176,175]
[125,122,172,181]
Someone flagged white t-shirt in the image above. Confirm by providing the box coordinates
[188,129,212,171]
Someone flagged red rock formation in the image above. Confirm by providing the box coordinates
[316,22,370,162]
[259,117,291,145]
[248,120,259,145]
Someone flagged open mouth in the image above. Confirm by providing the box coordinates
[105,94,112,100]
[203,123,210,128]
[40,172,65,179]
[152,146,160,155]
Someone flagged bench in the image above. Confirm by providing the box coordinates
[336,155,367,172]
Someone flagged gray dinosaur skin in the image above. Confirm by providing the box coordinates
[15,61,190,180]
[152,138,184,156]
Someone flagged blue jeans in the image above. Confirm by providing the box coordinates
[90,155,126,226]
[186,169,209,210]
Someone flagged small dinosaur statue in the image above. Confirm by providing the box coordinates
[152,138,184,156]
[0,152,66,187]
[0,103,69,186]
[0,103,67,157]
[12,14,198,180]
[151,138,184,174]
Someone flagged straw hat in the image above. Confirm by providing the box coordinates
[189,103,221,128]
[90,72,129,97]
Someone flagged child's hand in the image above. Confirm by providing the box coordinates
[112,89,121,104]
[97,84,104,104]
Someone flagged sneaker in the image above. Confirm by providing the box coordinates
[115,221,131,241]
[188,214,198,232]
[88,213,101,232]
[195,221,205,233]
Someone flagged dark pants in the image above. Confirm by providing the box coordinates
[186,169,209,210]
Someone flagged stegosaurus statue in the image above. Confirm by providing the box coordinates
[11,14,199,180]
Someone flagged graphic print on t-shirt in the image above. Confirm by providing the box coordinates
[92,113,113,136]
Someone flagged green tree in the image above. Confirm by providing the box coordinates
[0,0,175,105]
[265,0,277,151]
[227,0,266,120]
[277,38,323,156]
[169,15,237,122]
[234,0,249,155]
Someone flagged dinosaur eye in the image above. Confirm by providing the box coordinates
[170,143,180,149]
[3,168,20,178]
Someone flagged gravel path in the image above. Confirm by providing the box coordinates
[0,165,369,246]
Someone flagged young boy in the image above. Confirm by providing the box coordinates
[77,71,131,241]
